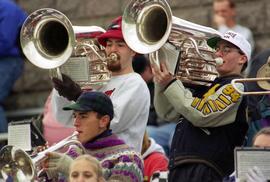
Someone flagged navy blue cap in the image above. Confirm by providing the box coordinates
[63,91,114,120]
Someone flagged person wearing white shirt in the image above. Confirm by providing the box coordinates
[51,16,150,152]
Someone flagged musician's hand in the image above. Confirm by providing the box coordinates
[246,166,267,182]
[44,152,73,179]
[151,62,174,88]
[52,74,82,101]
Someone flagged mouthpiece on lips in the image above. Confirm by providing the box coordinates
[215,57,223,66]
[109,53,119,61]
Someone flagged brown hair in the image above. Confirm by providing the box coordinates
[252,127,270,145]
[213,0,235,8]
[96,112,111,129]
[141,131,151,155]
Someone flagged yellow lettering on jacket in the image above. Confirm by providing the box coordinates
[191,84,241,115]
[223,84,241,103]
[197,99,206,111]
[218,94,232,105]
[191,97,201,108]
[207,100,217,112]
[203,104,211,115]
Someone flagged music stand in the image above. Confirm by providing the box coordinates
[8,119,46,151]
[234,147,270,180]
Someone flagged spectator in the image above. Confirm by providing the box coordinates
[141,131,168,182]
[69,155,105,182]
[51,16,150,152]
[212,0,255,76]
[152,31,250,181]
[212,0,254,51]
[45,91,144,181]
[0,0,27,132]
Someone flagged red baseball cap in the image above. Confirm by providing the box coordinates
[97,16,123,47]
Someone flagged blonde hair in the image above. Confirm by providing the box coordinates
[70,155,104,179]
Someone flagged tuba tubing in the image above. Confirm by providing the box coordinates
[122,0,221,86]
[122,0,220,54]
[20,8,112,87]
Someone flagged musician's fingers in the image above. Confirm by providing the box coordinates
[150,62,160,74]
[151,66,156,75]
[42,158,49,168]
[160,63,169,74]
[152,69,160,81]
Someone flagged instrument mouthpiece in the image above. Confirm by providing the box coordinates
[109,53,119,61]
[215,57,223,66]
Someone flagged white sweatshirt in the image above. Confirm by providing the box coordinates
[51,72,150,152]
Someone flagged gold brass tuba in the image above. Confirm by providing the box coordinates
[20,8,112,88]
[0,132,85,181]
[122,0,222,86]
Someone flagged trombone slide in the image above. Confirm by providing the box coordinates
[231,78,270,95]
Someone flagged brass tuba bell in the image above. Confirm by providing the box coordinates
[20,8,112,88]
[122,0,222,86]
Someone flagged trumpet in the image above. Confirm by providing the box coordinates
[0,132,85,181]
[20,8,112,88]
[122,0,221,86]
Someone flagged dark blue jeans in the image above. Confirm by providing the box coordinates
[0,56,24,132]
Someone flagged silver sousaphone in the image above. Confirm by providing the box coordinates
[122,0,222,86]
[20,8,113,88]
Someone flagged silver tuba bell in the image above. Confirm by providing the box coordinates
[20,8,112,88]
[0,132,85,181]
[122,0,221,86]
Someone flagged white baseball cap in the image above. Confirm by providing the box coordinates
[207,30,251,61]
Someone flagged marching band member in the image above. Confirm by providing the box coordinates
[51,16,150,153]
[45,91,144,182]
[152,31,251,181]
